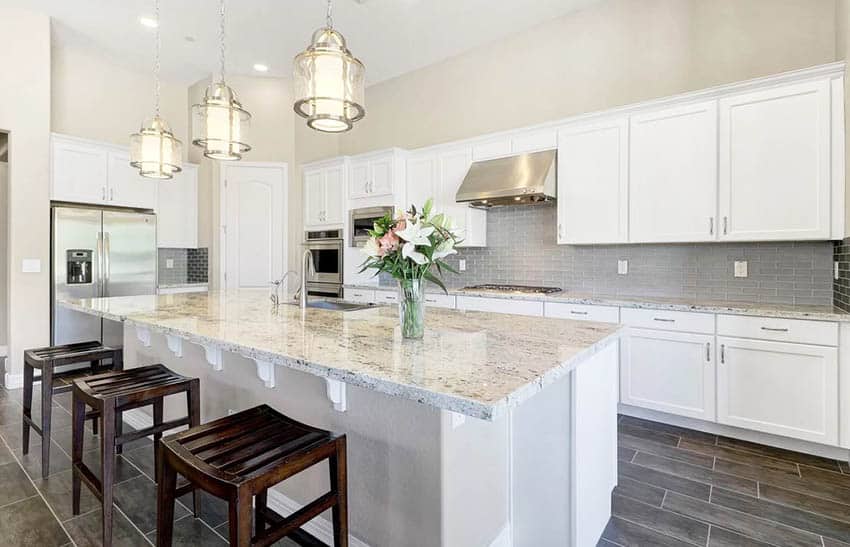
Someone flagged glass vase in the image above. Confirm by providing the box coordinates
[398,278,425,339]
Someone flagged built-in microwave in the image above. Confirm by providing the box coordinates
[304,229,343,296]
[349,206,394,247]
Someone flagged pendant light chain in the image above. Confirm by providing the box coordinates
[326,0,333,29]
[154,0,161,116]
[219,0,227,83]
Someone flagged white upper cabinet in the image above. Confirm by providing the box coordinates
[718,80,832,241]
[107,150,158,210]
[629,100,718,243]
[438,147,487,247]
[405,153,439,210]
[347,150,401,201]
[557,118,629,244]
[471,138,511,161]
[157,163,198,248]
[304,159,346,229]
[471,128,558,161]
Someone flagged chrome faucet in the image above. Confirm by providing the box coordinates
[270,271,298,306]
[296,250,315,309]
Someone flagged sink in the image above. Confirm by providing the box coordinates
[306,300,373,312]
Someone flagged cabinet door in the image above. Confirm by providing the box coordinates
[405,154,438,210]
[157,164,198,248]
[629,101,718,243]
[718,80,831,240]
[439,148,474,243]
[107,151,158,210]
[303,168,325,227]
[370,156,394,197]
[512,129,557,155]
[621,328,716,421]
[323,164,345,224]
[717,337,838,445]
[348,160,370,199]
[557,118,628,244]
[51,137,109,204]
[472,138,511,161]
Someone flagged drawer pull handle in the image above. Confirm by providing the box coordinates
[706,342,710,362]
[720,344,725,364]
[653,318,675,323]
[570,311,589,316]
[760,327,789,332]
[425,298,437,303]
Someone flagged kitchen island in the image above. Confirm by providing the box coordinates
[61,289,622,547]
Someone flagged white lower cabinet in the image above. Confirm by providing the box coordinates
[716,337,838,445]
[345,288,374,304]
[456,296,544,317]
[621,328,716,421]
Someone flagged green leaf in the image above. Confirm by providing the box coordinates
[423,198,433,218]
[437,260,459,274]
[423,271,448,294]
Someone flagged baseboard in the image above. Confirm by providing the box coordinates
[4,372,22,390]
[265,488,370,547]
[619,404,850,461]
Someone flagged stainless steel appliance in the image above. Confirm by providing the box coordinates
[51,204,157,348]
[462,284,563,295]
[349,206,393,247]
[304,229,343,297]
[455,149,557,207]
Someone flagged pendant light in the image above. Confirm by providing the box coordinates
[130,0,182,179]
[192,0,251,161]
[293,0,365,133]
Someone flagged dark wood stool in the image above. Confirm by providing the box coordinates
[156,404,348,547]
[71,364,201,546]
[23,341,123,478]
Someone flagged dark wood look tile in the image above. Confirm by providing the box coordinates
[619,460,711,501]
[718,458,850,506]
[678,438,799,473]
[618,421,680,447]
[601,516,696,547]
[662,491,823,547]
[632,452,758,497]
[612,493,709,545]
[0,495,71,546]
[707,526,774,547]
[619,415,717,445]
[620,434,714,469]
[758,483,850,523]
[618,446,636,462]
[614,476,666,507]
[717,435,842,471]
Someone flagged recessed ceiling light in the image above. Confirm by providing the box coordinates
[139,16,158,28]
[253,63,269,73]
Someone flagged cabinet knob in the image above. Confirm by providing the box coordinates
[109,188,114,201]
[705,342,710,362]
[709,217,714,236]
[102,186,106,201]
[558,223,563,239]
[720,344,725,364]
[723,216,728,235]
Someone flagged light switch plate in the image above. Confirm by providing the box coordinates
[734,260,748,278]
[166,258,174,269]
[458,259,466,272]
[21,259,41,273]
[617,260,628,275]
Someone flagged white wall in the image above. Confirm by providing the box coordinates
[0,8,51,383]
[0,161,7,348]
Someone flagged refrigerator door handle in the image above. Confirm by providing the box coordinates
[104,232,111,295]
[96,231,104,297]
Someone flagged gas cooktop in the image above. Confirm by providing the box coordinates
[462,284,563,295]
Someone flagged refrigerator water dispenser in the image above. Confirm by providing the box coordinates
[66,249,93,284]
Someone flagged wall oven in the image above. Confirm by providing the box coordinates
[304,229,344,297]
[349,206,394,247]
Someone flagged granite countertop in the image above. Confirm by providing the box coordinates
[345,284,850,322]
[60,289,621,420]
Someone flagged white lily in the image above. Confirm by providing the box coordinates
[362,237,381,258]
[402,242,428,265]
[396,220,434,246]
[432,239,457,260]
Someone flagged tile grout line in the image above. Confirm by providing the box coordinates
[0,492,41,511]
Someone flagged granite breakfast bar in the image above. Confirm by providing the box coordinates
[61,289,622,547]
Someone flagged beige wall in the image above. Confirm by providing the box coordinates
[0,162,7,348]
[0,8,51,381]
[339,0,837,155]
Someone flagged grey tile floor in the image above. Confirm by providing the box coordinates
[0,382,297,546]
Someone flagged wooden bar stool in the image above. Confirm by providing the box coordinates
[71,364,201,546]
[156,404,348,547]
[23,341,123,478]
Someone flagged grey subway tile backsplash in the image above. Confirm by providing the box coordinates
[834,238,850,312]
[158,248,208,285]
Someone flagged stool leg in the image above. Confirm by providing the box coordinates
[153,398,163,482]
[113,349,124,371]
[91,414,98,436]
[71,395,85,516]
[115,408,123,455]
[229,489,252,547]
[100,404,116,547]
[40,365,53,479]
[330,437,349,547]
[21,362,33,455]
[255,489,267,537]
[156,444,176,547]
[188,381,202,518]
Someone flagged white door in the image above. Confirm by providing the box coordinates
[621,328,716,421]
[303,168,325,228]
[629,100,718,243]
[51,137,109,204]
[406,154,438,211]
[717,337,838,445]
[557,118,629,244]
[718,80,832,240]
[222,164,286,289]
[107,151,158,210]
[348,160,370,199]
[323,165,345,224]
[370,156,394,197]
[157,164,198,248]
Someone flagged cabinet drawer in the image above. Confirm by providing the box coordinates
[346,289,374,304]
[457,296,544,317]
[374,290,398,304]
[620,308,714,334]
[424,293,456,309]
[717,314,838,346]
[544,302,619,323]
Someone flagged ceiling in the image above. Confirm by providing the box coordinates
[6,0,601,84]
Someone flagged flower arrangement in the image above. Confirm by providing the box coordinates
[360,199,461,338]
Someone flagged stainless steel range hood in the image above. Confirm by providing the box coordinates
[455,149,557,207]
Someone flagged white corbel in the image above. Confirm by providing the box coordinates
[450,411,466,429]
[165,335,183,358]
[201,344,223,371]
[325,379,347,412]
[135,326,151,347]
[253,360,275,388]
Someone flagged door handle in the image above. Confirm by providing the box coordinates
[96,232,104,297]
[723,216,728,235]
[706,342,710,362]
[760,327,789,333]
[104,232,111,295]
[653,317,675,323]
[109,187,114,201]
[709,217,714,236]
[558,223,563,240]
[102,187,106,201]
[720,344,725,364]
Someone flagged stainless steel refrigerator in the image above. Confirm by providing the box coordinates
[51,204,157,348]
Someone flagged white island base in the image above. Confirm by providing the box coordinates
[120,327,618,547]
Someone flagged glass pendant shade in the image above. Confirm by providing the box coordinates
[192,82,252,161]
[130,116,182,179]
[294,27,365,133]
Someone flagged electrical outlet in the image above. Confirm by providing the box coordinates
[166,258,174,269]
[734,260,748,278]
[458,259,466,272]
[617,260,628,275]
[836,261,841,280]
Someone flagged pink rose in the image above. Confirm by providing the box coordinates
[395,218,407,232]
[378,230,400,255]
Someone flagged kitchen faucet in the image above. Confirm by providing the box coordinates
[270,270,298,306]
[295,250,315,309]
